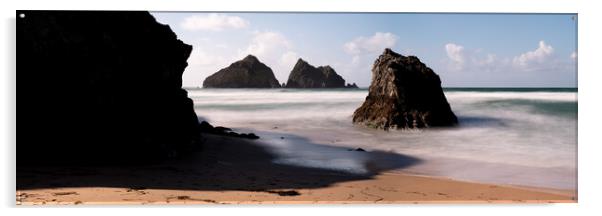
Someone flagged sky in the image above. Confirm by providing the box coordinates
[151,12,577,88]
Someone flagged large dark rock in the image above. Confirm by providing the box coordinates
[285,59,351,88]
[352,48,458,130]
[203,55,281,88]
[18,11,201,164]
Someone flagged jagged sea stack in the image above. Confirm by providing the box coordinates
[203,55,281,88]
[286,59,348,88]
[352,48,458,129]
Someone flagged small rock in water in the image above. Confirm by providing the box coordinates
[199,121,260,139]
[214,126,232,133]
[354,148,366,152]
[245,133,260,139]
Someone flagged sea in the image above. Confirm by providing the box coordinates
[186,87,577,190]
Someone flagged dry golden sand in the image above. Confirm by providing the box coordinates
[16,172,575,205]
[16,134,576,205]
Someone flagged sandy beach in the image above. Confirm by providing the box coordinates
[16,134,575,205]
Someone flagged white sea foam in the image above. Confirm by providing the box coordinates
[445,91,577,103]
[189,88,577,189]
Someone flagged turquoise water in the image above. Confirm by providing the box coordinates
[187,88,577,189]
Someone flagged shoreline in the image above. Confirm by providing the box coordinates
[16,171,575,205]
[385,171,576,198]
[17,171,575,205]
[17,133,575,205]
[222,126,576,191]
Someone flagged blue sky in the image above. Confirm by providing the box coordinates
[151,12,577,88]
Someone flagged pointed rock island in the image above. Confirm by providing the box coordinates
[203,55,281,88]
[353,48,458,130]
[286,58,357,88]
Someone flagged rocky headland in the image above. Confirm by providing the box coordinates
[285,58,357,88]
[203,55,281,88]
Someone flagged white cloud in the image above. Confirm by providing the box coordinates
[188,49,214,66]
[445,43,466,70]
[240,31,292,58]
[351,55,360,65]
[440,40,565,76]
[342,32,398,80]
[513,40,554,68]
[443,43,506,73]
[435,40,574,86]
[280,51,299,66]
[184,38,236,68]
[570,51,577,60]
[181,13,249,31]
[343,32,398,55]
[472,54,506,73]
[238,31,300,82]
[188,48,230,67]
[473,54,496,66]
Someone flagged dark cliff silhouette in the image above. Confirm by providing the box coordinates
[18,11,201,164]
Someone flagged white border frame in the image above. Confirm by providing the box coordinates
[2,0,600,215]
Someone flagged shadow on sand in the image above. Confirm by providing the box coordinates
[17,131,421,194]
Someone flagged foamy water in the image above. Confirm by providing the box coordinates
[188,88,577,190]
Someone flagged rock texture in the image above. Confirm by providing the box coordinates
[352,48,458,129]
[285,59,352,88]
[199,121,259,139]
[203,55,281,88]
[346,83,359,88]
[18,11,201,164]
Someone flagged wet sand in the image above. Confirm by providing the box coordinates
[16,134,575,205]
